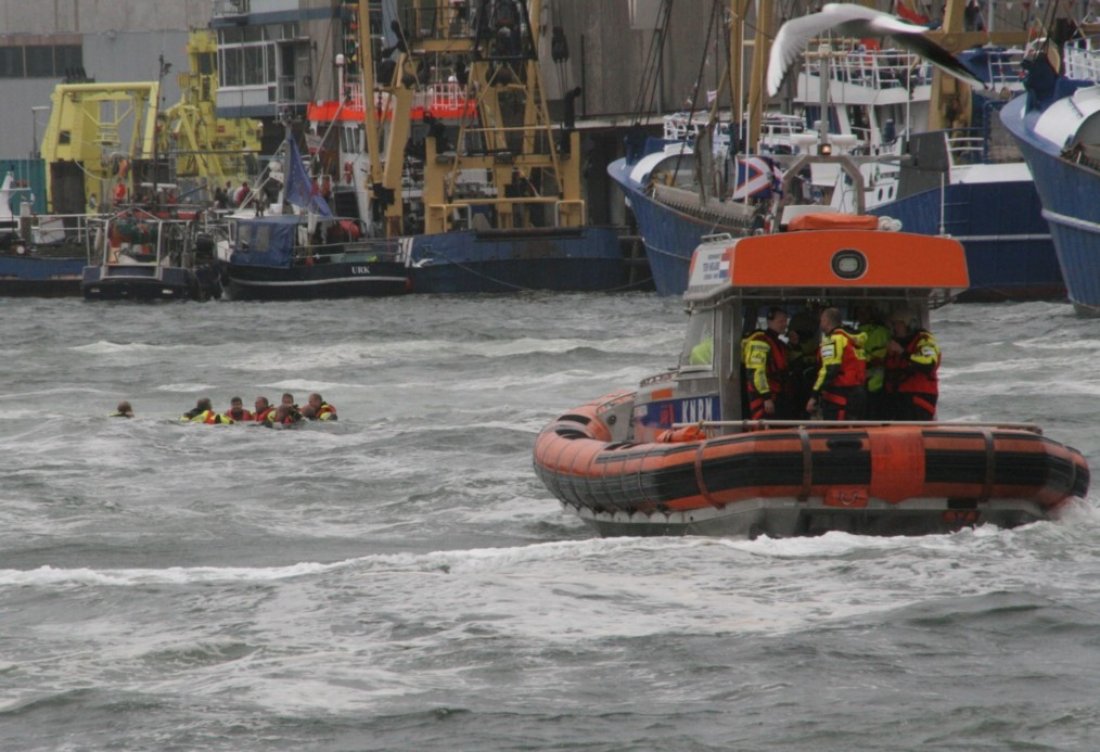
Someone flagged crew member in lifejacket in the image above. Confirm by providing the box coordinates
[180,397,234,425]
[306,392,338,421]
[225,396,254,422]
[806,307,867,421]
[264,404,303,428]
[741,307,793,420]
[884,308,941,421]
[280,392,303,422]
[254,396,275,423]
[855,304,891,419]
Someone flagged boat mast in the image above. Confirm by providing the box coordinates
[358,0,383,189]
[743,0,772,155]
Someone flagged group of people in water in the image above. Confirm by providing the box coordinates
[110,393,338,426]
[739,304,940,423]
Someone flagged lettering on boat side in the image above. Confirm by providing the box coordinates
[351,266,372,274]
[634,395,718,429]
[680,396,716,424]
[699,255,730,283]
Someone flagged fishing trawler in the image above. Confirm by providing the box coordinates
[533,209,1088,537]
[1000,35,1100,315]
[306,0,632,294]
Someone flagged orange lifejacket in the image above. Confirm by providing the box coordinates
[226,407,254,422]
[254,407,275,423]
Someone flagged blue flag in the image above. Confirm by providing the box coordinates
[284,135,333,216]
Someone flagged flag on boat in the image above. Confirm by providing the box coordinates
[284,135,333,217]
[894,0,930,25]
[731,156,783,201]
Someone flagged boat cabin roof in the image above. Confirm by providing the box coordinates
[684,216,969,305]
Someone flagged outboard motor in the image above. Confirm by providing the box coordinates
[194,232,215,260]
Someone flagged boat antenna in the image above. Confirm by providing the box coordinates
[630,0,675,125]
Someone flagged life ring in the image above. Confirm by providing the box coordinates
[343,161,353,185]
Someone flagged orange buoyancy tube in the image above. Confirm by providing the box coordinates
[534,419,1088,518]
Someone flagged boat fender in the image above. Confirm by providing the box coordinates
[657,425,706,443]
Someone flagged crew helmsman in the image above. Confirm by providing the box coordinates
[885,308,941,421]
[806,307,867,421]
[741,307,792,419]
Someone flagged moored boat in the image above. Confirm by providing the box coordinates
[533,219,1088,537]
[82,207,222,301]
[1000,37,1100,316]
[219,214,409,301]
[0,171,84,297]
[216,128,409,301]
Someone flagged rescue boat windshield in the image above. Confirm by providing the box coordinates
[680,308,716,369]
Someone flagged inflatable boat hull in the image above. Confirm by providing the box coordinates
[533,397,1090,538]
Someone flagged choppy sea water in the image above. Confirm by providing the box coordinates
[1,295,1099,751]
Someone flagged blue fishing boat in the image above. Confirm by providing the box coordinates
[218,134,409,301]
[607,143,761,296]
[1000,38,1100,315]
[860,46,1065,302]
[0,171,84,296]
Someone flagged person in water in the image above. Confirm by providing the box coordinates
[306,392,337,421]
[111,401,134,418]
[181,397,233,425]
[806,307,867,421]
[225,396,254,422]
[254,396,275,423]
[264,404,302,427]
[280,392,302,421]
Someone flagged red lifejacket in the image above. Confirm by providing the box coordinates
[255,407,275,422]
[818,328,866,389]
[887,330,940,396]
[227,408,254,422]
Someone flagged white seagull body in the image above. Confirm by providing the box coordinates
[767,3,987,97]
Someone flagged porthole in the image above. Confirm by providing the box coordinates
[831,249,867,279]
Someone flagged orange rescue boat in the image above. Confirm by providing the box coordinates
[533,218,1089,537]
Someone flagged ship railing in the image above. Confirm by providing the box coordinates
[23,211,101,250]
[945,131,988,166]
[675,419,1043,435]
[1064,35,1100,82]
[292,237,401,264]
[344,79,471,115]
[426,196,584,231]
[969,48,1026,90]
[212,0,249,18]
[805,47,931,90]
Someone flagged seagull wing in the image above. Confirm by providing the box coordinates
[768,11,836,98]
[767,3,986,97]
[858,12,986,90]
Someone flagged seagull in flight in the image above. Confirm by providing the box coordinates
[767,3,987,97]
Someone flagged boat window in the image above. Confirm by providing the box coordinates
[680,308,716,369]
